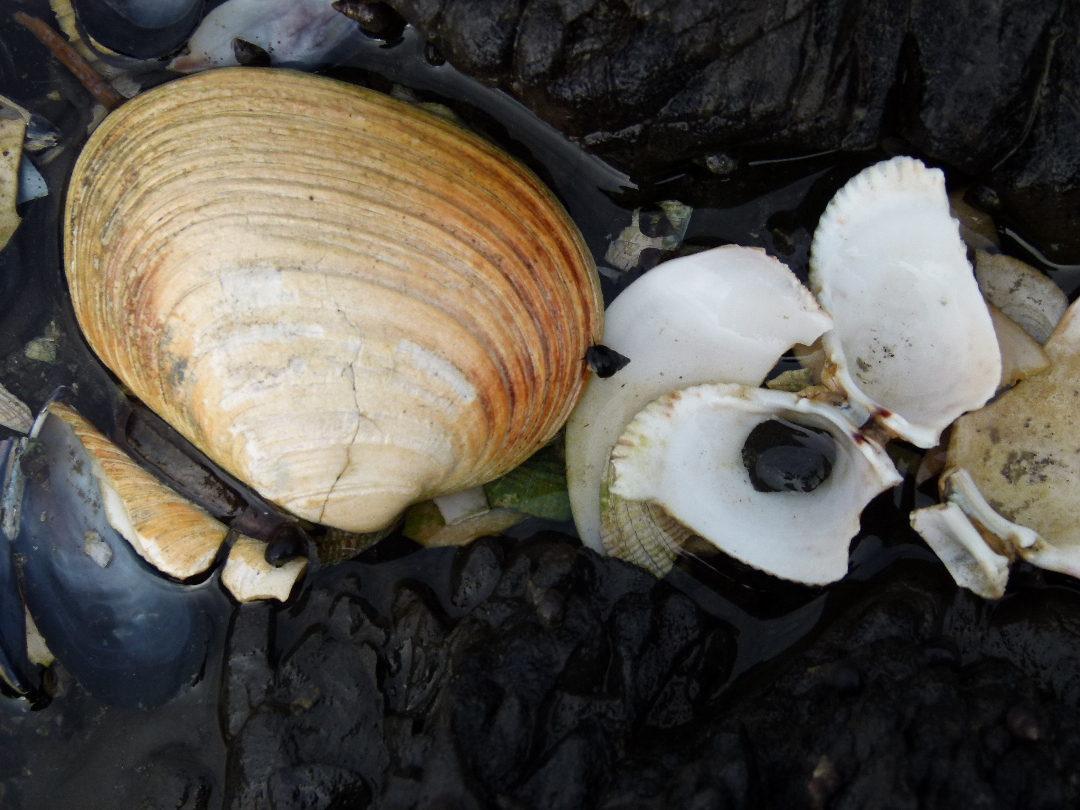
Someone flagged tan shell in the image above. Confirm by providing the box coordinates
[48,402,228,579]
[65,68,602,534]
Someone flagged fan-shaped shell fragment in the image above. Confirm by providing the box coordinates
[65,68,602,534]
[566,246,833,551]
[810,156,1000,447]
[609,384,901,585]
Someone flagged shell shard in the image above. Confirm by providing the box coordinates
[48,402,227,580]
[598,461,690,578]
[920,300,1080,591]
[0,382,32,434]
[0,440,35,694]
[987,303,1049,388]
[221,534,307,602]
[566,246,833,552]
[909,500,1010,600]
[609,384,901,585]
[810,156,1000,448]
[65,68,602,535]
[975,250,1067,345]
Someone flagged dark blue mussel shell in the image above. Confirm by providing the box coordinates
[72,0,205,60]
[0,438,34,694]
[9,408,222,708]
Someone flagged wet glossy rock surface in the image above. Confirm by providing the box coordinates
[217,539,1080,809]
[385,0,1080,263]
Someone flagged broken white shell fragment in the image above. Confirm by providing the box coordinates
[221,534,307,602]
[566,245,833,552]
[609,384,901,585]
[810,156,1000,448]
[433,486,490,525]
[974,251,1067,345]
[927,300,1080,587]
[0,96,27,252]
[0,383,32,433]
[909,500,1010,600]
[987,303,1049,388]
[47,402,228,580]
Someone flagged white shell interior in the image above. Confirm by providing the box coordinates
[609,384,901,585]
[810,156,1000,447]
[565,246,833,552]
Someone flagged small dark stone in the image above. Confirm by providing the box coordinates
[265,523,310,567]
[585,345,630,378]
[450,538,503,612]
[741,419,835,493]
[331,0,405,38]
[231,38,272,67]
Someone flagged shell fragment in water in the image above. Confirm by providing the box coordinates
[974,250,1067,345]
[911,299,1080,596]
[168,0,360,71]
[65,68,602,536]
[809,156,1000,448]
[566,245,833,553]
[221,535,307,602]
[608,384,901,585]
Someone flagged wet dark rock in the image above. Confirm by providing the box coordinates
[218,535,1080,809]
[385,0,1080,261]
[221,537,740,808]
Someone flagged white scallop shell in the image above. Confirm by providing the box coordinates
[609,384,901,585]
[810,156,1000,448]
[565,246,834,552]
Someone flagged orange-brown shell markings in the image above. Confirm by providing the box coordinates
[65,68,602,533]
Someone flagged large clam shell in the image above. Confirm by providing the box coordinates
[65,68,602,534]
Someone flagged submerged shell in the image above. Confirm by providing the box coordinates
[65,68,602,535]
[810,156,1000,448]
[566,246,833,552]
[609,384,901,585]
[221,535,307,602]
[598,461,690,578]
[975,251,1067,345]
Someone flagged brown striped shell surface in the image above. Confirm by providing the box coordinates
[65,68,602,533]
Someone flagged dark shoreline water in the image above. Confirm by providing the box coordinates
[1,3,1079,808]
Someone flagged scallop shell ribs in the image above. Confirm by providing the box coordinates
[65,68,602,533]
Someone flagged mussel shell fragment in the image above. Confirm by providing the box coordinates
[10,407,220,707]
[71,0,205,59]
[0,438,34,694]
